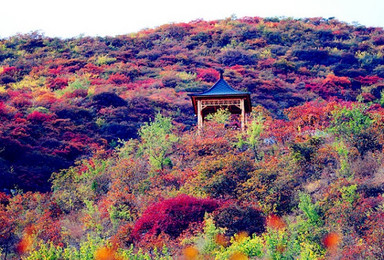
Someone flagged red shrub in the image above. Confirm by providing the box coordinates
[1,66,18,76]
[63,89,88,98]
[0,192,10,206]
[132,195,219,240]
[0,102,6,116]
[27,111,52,122]
[355,76,381,86]
[107,73,130,85]
[196,68,220,83]
[361,92,376,102]
[47,77,68,90]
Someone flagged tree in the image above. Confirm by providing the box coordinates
[205,108,231,125]
[237,112,265,161]
[328,104,372,139]
[213,203,265,237]
[138,113,178,172]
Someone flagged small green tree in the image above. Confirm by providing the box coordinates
[205,108,231,125]
[138,113,178,172]
[237,113,265,161]
[328,104,372,139]
[298,192,322,227]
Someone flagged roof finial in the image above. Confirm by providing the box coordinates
[218,68,224,79]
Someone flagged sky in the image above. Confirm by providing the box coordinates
[1,0,384,38]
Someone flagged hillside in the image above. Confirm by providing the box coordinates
[0,16,384,259]
[1,16,384,191]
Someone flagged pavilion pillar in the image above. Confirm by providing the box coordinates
[197,99,203,130]
[240,98,245,131]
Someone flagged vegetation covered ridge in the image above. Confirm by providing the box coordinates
[1,16,384,191]
[0,16,384,259]
[1,104,384,259]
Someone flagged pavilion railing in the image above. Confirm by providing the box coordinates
[201,99,241,109]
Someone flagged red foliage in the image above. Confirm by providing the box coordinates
[11,93,33,108]
[110,223,134,247]
[266,214,286,230]
[47,77,68,90]
[355,75,381,86]
[361,212,384,258]
[285,101,331,131]
[82,63,104,74]
[307,75,352,99]
[132,195,219,240]
[265,119,296,145]
[0,208,14,248]
[124,78,158,90]
[63,89,88,98]
[107,73,130,85]
[1,66,18,76]
[0,102,6,116]
[48,65,65,75]
[0,193,9,206]
[322,74,351,88]
[361,92,376,102]
[90,78,107,85]
[26,111,53,122]
[196,68,220,83]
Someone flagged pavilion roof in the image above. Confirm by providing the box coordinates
[188,76,252,114]
[189,77,250,97]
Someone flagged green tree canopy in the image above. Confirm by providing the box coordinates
[138,113,178,172]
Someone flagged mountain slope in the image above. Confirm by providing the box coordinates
[0,17,384,191]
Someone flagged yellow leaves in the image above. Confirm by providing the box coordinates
[0,85,6,94]
[95,55,117,66]
[176,71,196,81]
[229,252,248,260]
[233,231,249,243]
[10,75,46,90]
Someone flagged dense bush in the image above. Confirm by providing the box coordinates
[132,195,219,240]
[214,203,265,237]
[92,92,128,108]
[218,48,256,66]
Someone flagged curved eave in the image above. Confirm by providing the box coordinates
[190,93,252,114]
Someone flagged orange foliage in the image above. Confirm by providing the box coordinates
[266,214,286,230]
[95,246,121,260]
[323,232,341,250]
[183,246,199,259]
[16,225,35,254]
[214,233,230,247]
[229,252,248,260]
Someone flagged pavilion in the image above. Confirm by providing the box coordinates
[189,72,252,131]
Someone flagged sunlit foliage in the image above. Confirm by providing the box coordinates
[1,16,384,259]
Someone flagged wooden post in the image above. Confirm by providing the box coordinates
[197,99,203,130]
[240,99,245,131]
